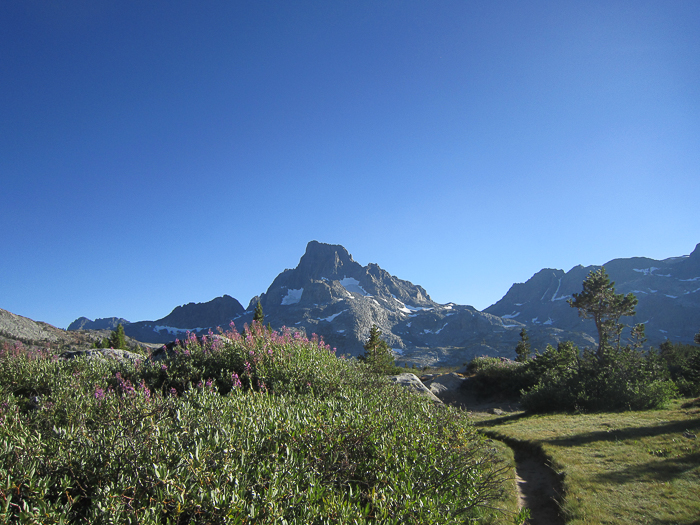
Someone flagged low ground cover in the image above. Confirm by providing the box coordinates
[474,399,700,524]
[0,326,514,524]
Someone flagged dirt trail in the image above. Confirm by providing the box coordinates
[510,445,563,525]
[436,377,564,525]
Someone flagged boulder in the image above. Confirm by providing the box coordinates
[388,373,442,403]
[58,348,145,363]
[423,372,467,397]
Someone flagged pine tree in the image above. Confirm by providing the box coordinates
[253,301,264,325]
[359,325,395,374]
[695,330,700,346]
[568,268,638,359]
[109,323,128,350]
[515,328,531,362]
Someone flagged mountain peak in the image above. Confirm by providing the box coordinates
[296,241,360,280]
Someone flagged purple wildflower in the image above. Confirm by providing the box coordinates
[94,386,105,401]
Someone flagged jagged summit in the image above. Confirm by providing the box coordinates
[295,241,360,281]
[257,240,434,314]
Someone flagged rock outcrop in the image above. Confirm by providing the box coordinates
[388,373,442,403]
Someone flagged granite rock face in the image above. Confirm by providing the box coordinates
[388,373,442,403]
[0,308,148,354]
[485,243,700,348]
[67,317,130,331]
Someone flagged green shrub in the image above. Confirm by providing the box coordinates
[0,328,508,524]
[520,343,677,413]
[467,356,536,398]
[658,340,700,397]
[467,341,677,413]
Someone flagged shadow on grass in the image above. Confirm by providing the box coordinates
[473,412,530,428]
[540,418,700,447]
[592,451,700,484]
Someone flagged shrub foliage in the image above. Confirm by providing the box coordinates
[0,324,507,524]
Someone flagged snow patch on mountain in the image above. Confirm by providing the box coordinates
[154,325,206,335]
[340,277,371,297]
[321,310,347,322]
[281,288,304,305]
[502,312,520,319]
[634,267,660,276]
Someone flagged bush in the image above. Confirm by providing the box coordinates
[467,341,678,413]
[467,356,535,398]
[658,340,700,397]
[520,343,677,413]
[0,327,508,524]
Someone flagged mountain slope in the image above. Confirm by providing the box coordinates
[240,241,594,365]
[485,243,700,347]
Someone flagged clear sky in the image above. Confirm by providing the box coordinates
[2,1,699,329]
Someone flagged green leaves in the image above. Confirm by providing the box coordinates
[568,267,638,357]
[0,328,507,523]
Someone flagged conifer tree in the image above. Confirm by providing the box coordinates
[253,301,264,325]
[109,323,128,350]
[359,325,395,374]
[568,267,637,359]
[515,328,531,362]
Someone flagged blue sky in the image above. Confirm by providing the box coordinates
[2,1,699,329]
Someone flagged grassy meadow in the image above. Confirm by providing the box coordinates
[475,399,700,525]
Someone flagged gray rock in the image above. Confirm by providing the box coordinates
[59,348,145,363]
[67,316,130,331]
[388,373,442,403]
[0,308,60,343]
[424,372,467,397]
[485,242,700,348]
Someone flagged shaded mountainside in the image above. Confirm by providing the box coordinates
[69,296,246,345]
[485,243,700,348]
[0,308,147,354]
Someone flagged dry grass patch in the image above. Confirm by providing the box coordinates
[474,399,700,525]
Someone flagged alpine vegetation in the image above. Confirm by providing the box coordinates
[0,322,507,524]
[469,268,681,413]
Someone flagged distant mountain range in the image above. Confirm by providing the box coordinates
[4,241,693,367]
[485,243,700,349]
[65,240,700,367]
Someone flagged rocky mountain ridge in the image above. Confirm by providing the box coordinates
[485,243,700,349]
[61,240,699,367]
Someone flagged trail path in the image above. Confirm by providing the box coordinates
[434,377,564,525]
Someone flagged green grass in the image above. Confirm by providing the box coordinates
[474,399,700,525]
